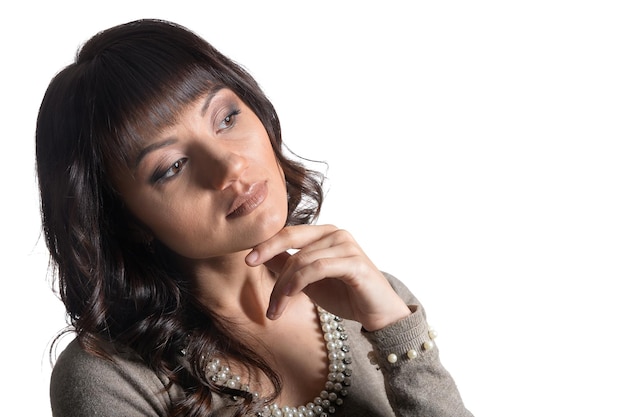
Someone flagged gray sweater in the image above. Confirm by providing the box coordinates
[50,274,473,416]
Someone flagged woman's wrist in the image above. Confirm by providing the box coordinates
[362,304,412,332]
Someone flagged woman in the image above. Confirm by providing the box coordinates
[37,19,472,417]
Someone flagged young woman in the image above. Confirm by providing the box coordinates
[37,19,473,417]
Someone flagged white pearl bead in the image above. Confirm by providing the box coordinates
[407,349,418,359]
[423,340,435,351]
[387,353,398,363]
[199,308,351,415]
[428,328,438,339]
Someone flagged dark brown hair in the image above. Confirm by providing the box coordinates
[36,19,324,416]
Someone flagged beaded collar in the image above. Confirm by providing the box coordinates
[204,306,352,417]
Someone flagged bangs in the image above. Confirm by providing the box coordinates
[75,20,231,173]
[88,59,222,172]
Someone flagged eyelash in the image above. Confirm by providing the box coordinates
[151,158,188,184]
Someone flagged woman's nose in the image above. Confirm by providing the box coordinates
[202,149,248,190]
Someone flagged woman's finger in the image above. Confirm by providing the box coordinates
[266,255,363,320]
[276,240,362,285]
[245,224,340,266]
[262,251,291,275]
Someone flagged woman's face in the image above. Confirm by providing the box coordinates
[114,88,288,261]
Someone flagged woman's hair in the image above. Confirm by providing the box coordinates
[36,19,324,416]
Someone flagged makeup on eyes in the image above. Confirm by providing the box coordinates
[137,89,246,185]
[150,157,188,184]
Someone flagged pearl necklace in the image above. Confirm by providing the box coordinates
[205,306,352,417]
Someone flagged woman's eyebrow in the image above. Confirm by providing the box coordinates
[134,138,178,169]
[201,88,224,117]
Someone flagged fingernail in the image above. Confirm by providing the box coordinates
[266,304,277,320]
[246,250,259,265]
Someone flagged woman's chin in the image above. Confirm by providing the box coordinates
[249,213,288,247]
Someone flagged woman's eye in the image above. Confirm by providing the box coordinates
[218,108,241,130]
[152,158,188,183]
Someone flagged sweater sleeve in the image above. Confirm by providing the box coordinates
[361,273,474,417]
[50,338,179,417]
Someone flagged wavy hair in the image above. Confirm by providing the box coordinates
[36,19,324,416]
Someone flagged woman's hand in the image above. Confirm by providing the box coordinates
[245,225,411,331]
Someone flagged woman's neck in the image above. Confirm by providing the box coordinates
[182,250,277,325]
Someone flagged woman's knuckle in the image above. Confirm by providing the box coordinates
[331,228,353,243]
[311,258,328,273]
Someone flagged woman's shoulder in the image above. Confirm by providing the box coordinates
[51,337,146,383]
[50,337,181,417]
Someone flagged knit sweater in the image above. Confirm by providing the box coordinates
[50,274,473,416]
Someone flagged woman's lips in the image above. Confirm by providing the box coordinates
[226,182,268,219]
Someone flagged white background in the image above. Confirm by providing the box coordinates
[1,1,624,416]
